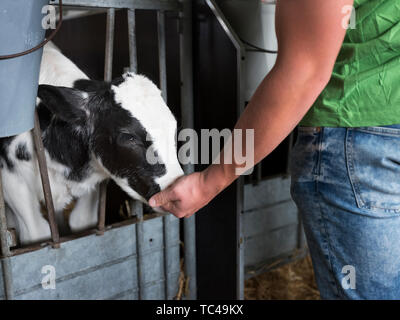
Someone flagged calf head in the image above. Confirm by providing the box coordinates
[37,72,184,203]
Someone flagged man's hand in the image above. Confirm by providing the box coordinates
[149,165,230,218]
[148,172,214,218]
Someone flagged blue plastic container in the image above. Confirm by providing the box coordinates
[0,0,49,137]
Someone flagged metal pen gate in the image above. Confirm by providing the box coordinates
[0,0,196,300]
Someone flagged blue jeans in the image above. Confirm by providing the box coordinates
[290,124,400,299]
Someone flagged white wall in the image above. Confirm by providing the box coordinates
[218,0,277,101]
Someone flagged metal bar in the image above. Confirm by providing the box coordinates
[206,0,246,300]
[104,8,115,82]
[158,11,168,101]
[32,111,60,248]
[205,0,244,53]
[157,10,171,300]
[96,8,115,236]
[49,0,181,11]
[0,171,10,261]
[127,10,146,299]
[131,201,145,300]
[180,0,197,300]
[96,181,108,235]
[127,9,138,73]
[0,168,14,299]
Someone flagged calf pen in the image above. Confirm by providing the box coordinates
[0,0,196,300]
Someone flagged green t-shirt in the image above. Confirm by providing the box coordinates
[299,0,400,127]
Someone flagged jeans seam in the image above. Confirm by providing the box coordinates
[316,187,343,299]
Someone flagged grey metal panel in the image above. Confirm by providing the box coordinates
[0,216,180,300]
[244,176,292,212]
[15,257,138,300]
[243,176,307,279]
[11,226,136,293]
[243,200,298,238]
[244,224,299,267]
[50,0,181,11]
[108,289,138,300]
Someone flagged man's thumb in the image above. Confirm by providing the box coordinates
[149,190,168,207]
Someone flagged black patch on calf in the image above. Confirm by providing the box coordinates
[15,143,31,161]
[88,86,166,200]
[0,137,15,170]
[42,114,91,182]
[38,79,168,200]
[37,96,91,182]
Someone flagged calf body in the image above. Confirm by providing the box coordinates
[0,44,183,245]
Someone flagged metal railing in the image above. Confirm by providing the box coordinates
[0,0,196,300]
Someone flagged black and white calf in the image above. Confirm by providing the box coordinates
[0,44,183,245]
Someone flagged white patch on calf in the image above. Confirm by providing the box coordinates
[111,73,184,191]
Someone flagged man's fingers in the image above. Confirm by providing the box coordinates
[160,201,178,215]
[159,201,189,219]
[149,188,176,207]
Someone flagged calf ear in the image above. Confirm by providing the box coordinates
[37,85,87,123]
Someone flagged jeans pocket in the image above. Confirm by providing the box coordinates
[346,126,400,214]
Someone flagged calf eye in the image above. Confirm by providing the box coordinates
[118,133,136,143]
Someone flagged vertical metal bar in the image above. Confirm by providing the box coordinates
[0,169,13,299]
[32,111,60,248]
[104,8,115,82]
[127,9,146,299]
[157,10,171,300]
[236,52,246,301]
[96,181,108,236]
[180,0,197,300]
[128,9,138,73]
[131,200,145,300]
[97,8,115,236]
[158,11,168,101]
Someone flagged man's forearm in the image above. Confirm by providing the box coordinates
[199,0,352,196]
[203,63,330,193]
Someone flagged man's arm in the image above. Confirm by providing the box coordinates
[149,0,354,217]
